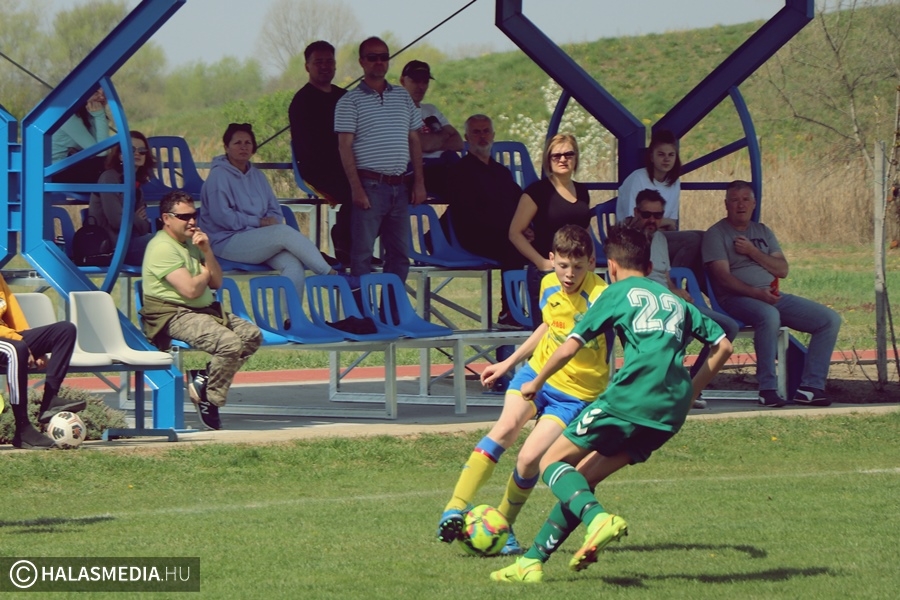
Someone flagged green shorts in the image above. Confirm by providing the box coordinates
[563,406,674,464]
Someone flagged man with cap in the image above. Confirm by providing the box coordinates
[400,59,463,198]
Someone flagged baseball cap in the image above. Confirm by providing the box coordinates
[402,60,434,81]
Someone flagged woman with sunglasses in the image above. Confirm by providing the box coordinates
[200,123,336,297]
[509,134,591,326]
[87,130,156,265]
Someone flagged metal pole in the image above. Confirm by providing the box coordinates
[874,141,887,386]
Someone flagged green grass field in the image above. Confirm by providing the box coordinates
[1,412,897,598]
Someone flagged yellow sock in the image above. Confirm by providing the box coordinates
[498,469,537,525]
[445,451,496,512]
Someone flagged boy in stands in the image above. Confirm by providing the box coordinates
[438,225,611,555]
[491,225,732,583]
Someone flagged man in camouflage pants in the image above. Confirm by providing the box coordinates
[140,191,261,430]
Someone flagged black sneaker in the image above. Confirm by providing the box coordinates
[38,396,87,424]
[495,311,525,330]
[188,370,222,430]
[793,386,831,406]
[758,389,787,408]
[12,424,56,449]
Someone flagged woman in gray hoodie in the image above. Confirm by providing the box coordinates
[200,123,335,296]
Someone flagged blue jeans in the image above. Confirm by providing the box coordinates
[720,292,841,391]
[351,179,410,282]
[690,303,740,378]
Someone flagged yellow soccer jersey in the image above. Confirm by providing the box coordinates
[527,270,609,400]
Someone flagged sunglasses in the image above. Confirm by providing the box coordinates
[638,210,665,219]
[133,147,149,155]
[364,53,390,63]
[166,211,198,222]
[550,151,576,162]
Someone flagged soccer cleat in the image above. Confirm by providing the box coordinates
[793,386,831,407]
[490,557,543,583]
[758,389,787,408]
[500,527,523,555]
[38,396,87,424]
[12,424,56,450]
[569,513,628,572]
[436,509,465,543]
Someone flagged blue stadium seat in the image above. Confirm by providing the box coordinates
[305,274,398,342]
[359,273,452,338]
[248,275,344,344]
[502,269,532,328]
[142,136,205,201]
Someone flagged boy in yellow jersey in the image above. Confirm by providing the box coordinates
[437,225,611,555]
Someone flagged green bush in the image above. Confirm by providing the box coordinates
[0,386,127,444]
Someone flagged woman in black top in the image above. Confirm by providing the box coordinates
[508,134,590,270]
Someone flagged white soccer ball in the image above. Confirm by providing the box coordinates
[46,411,86,449]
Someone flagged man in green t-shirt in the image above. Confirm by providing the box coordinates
[140,191,261,430]
[491,225,733,584]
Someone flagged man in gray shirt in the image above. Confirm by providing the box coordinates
[702,180,841,407]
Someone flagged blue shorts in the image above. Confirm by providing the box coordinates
[508,363,591,428]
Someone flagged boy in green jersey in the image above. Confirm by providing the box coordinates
[437,225,611,555]
[491,225,733,583]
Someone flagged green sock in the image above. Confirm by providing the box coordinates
[524,500,582,562]
[543,461,605,523]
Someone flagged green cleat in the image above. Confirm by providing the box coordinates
[569,512,628,572]
[490,557,543,583]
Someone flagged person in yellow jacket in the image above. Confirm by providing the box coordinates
[0,274,79,449]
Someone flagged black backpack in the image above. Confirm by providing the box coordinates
[73,216,114,266]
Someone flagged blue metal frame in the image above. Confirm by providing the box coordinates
[5,0,187,432]
[497,0,812,217]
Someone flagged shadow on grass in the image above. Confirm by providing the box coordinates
[601,566,834,588]
[0,515,114,534]
[607,542,767,559]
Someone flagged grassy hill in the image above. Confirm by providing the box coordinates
[133,4,898,172]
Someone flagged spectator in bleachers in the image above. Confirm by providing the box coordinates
[616,129,703,284]
[399,60,463,198]
[702,180,841,408]
[444,114,527,328]
[509,134,590,327]
[626,189,738,396]
[335,36,426,282]
[51,88,110,183]
[141,191,262,430]
[87,130,156,265]
[289,40,354,266]
[0,273,79,449]
[200,122,337,298]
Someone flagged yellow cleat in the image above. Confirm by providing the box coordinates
[490,557,544,583]
[569,513,628,572]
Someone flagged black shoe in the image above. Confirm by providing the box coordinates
[495,311,525,330]
[321,252,342,269]
[12,424,56,449]
[188,371,221,430]
[758,389,787,408]
[38,396,87,424]
[793,386,831,406]
[370,256,383,267]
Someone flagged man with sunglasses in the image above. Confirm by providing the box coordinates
[140,191,261,430]
[335,36,426,283]
[626,190,738,407]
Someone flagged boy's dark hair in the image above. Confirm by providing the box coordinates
[604,224,651,272]
[644,129,681,186]
[552,225,595,260]
[304,40,335,61]
[223,122,258,153]
[159,190,194,215]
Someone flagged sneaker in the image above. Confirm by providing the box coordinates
[500,527,523,556]
[12,424,56,450]
[758,389,787,408]
[692,399,708,409]
[495,312,525,331]
[793,386,831,406]
[38,396,87,424]
[436,509,465,543]
[569,512,628,572]
[490,557,543,583]
[188,371,222,431]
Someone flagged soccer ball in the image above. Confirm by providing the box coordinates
[460,505,510,557]
[46,411,86,449]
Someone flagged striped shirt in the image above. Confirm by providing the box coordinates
[334,80,422,176]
